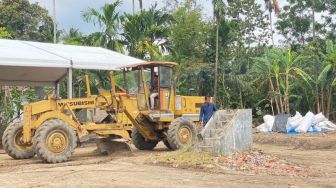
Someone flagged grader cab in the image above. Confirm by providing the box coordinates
[2,61,204,163]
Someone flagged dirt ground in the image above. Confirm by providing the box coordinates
[0,133,335,188]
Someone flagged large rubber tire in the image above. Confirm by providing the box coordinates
[163,140,172,150]
[0,124,5,147]
[2,122,35,159]
[33,119,77,163]
[131,126,158,150]
[167,118,197,150]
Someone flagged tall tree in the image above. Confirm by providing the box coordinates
[83,1,124,52]
[264,0,280,45]
[139,0,143,11]
[121,5,172,59]
[168,2,212,95]
[62,28,85,45]
[276,0,327,46]
[318,40,336,118]
[0,0,54,42]
[212,0,225,104]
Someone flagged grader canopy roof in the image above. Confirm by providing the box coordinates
[0,39,144,86]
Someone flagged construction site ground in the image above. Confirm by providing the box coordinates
[0,132,335,188]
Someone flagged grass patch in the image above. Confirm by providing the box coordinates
[147,147,215,170]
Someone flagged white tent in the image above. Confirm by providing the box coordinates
[0,39,145,98]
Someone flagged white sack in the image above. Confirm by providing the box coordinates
[256,123,270,132]
[316,121,336,131]
[263,115,274,131]
[286,111,302,132]
[312,125,322,132]
[313,113,327,126]
[326,121,336,128]
[307,126,313,132]
[295,111,315,133]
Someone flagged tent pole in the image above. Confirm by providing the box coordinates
[67,68,73,99]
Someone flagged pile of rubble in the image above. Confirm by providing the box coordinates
[257,112,336,133]
[216,150,315,177]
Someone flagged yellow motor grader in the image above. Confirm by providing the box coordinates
[2,61,204,163]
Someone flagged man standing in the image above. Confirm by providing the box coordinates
[150,74,159,110]
[199,96,217,126]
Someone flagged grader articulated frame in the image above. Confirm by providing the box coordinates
[2,61,204,163]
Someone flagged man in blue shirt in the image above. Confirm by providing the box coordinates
[199,96,217,126]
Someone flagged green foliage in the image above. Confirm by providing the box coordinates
[121,4,172,59]
[168,2,213,96]
[0,27,11,39]
[276,0,331,45]
[0,87,38,125]
[0,0,54,42]
[62,28,85,45]
[83,1,124,52]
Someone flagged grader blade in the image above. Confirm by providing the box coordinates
[96,138,132,155]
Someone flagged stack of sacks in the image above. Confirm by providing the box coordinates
[257,111,336,133]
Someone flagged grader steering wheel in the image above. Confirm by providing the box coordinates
[95,95,111,108]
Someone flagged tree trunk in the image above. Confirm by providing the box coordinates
[284,70,290,113]
[275,75,284,113]
[222,70,225,108]
[214,18,219,104]
[269,10,274,46]
[321,87,325,115]
[327,87,333,119]
[239,87,243,108]
[138,0,143,11]
[312,2,316,39]
[315,85,320,113]
[269,78,280,114]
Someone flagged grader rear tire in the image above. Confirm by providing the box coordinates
[131,127,158,150]
[33,119,77,163]
[0,124,5,147]
[167,118,197,150]
[2,122,35,159]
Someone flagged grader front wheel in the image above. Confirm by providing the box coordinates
[131,127,158,150]
[2,122,35,159]
[167,118,197,150]
[33,119,77,163]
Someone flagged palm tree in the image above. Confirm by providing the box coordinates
[62,28,84,45]
[139,0,143,11]
[212,0,225,104]
[318,40,336,118]
[82,1,124,52]
[121,6,172,59]
[264,0,279,45]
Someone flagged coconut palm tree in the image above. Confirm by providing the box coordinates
[121,6,172,59]
[62,28,84,45]
[82,1,124,52]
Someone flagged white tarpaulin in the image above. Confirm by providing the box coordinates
[0,39,144,86]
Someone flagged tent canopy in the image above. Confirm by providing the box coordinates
[0,39,144,86]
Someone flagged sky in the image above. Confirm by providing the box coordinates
[29,0,287,39]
